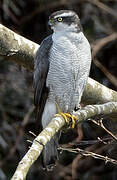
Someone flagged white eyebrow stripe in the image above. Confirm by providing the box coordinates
[54,12,74,18]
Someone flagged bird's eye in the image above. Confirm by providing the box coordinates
[57,17,62,22]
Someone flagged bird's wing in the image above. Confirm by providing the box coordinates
[33,35,53,130]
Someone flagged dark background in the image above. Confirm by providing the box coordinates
[0,0,117,179]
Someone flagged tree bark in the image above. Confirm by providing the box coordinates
[0,24,38,70]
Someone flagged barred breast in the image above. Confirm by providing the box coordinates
[47,31,91,113]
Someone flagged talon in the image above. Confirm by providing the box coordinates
[54,112,78,128]
[54,113,68,123]
[71,115,78,128]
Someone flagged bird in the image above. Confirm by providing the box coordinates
[34,10,92,170]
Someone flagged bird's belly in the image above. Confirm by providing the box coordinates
[46,34,91,112]
[46,43,76,112]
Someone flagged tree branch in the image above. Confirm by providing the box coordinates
[11,102,117,180]
[92,119,117,141]
[0,24,38,70]
[87,0,117,19]
[91,33,117,88]
[59,146,117,165]
[0,24,117,104]
[82,77,117,104]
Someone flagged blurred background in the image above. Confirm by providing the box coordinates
[0,0,117,179]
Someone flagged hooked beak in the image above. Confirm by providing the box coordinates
[48,19,55,26]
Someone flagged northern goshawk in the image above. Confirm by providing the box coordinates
[34,10,92,170]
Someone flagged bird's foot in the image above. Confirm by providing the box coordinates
[54,112,78,128]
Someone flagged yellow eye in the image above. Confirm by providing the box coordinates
[57,17,62,22]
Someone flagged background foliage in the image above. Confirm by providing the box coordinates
[0,0,117,179]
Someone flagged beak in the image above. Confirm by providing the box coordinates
[48,19,54,26]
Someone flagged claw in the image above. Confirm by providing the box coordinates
[54,112,78,128]
[54,112,68,123]
[71,115,78,128]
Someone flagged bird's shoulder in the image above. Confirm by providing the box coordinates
[34,35,53,104]
[34,35,53,66]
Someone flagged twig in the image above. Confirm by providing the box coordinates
[92,119,117,141]
[61,137,113,148]
[59,147,117,165]
[92,33,117,58]
[29,131,36,137]
[87,0,117,19]
[91,33,117,88]
[22,105,35,126]
[11,102,117,180]
[93,57,117,89]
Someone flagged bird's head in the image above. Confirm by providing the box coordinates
[48,10,82,33]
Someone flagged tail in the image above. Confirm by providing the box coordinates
[42,134,59,171]
[41,101,59,171]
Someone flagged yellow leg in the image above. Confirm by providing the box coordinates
[55,102,78,128]
[55,102,69,123]
[54,112,78,128]
[55,102,62,113]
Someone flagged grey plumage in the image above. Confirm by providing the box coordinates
[34,10,92,170]
[34,35,52,124]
